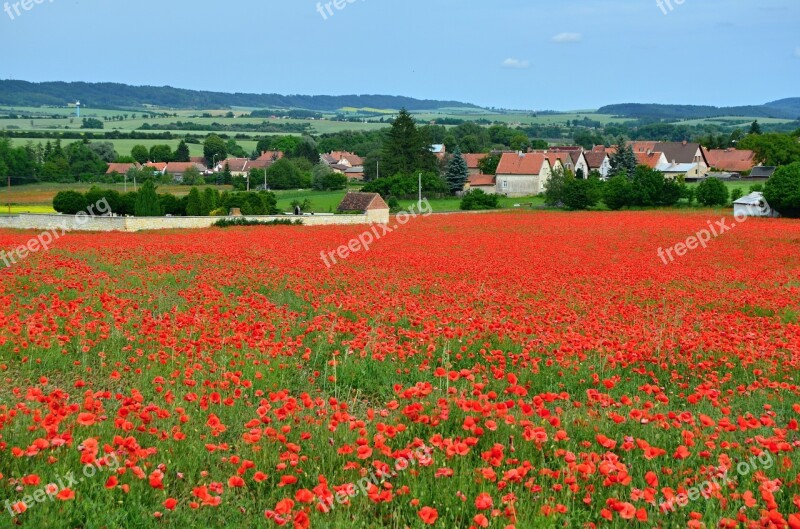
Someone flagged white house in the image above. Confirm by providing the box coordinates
[495,152,552,196]
[733,192,779,218]
[656,162,701,180]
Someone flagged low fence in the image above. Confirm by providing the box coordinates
[0,210,389,232]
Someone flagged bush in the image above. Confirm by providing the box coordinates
[562,176,602,210]
[603,175,632,210]
[764,162,800,217]
[53,190,88,214]
[696,177,729,207]
[730,188,745,204]
[460,190,499,210]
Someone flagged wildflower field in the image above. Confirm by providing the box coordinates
[1,211,800,529]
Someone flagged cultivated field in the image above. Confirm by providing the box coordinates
[1,211,799,528]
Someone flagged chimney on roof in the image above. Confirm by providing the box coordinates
[518,151,524,157]
[682,141,688,145]
[646,149,652,155]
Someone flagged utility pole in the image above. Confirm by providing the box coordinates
[418,172,422,210]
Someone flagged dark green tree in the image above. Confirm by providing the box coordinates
[380,108,438,177]
[134,179,163,216]
[608,139,638,180]
[201,187,218,215]
[203,135,227,167]
[291,137,319,165]
[81,117,104,129]
[445,148,469,194]
[186,187,202,216]
[749,120,762,135]
[174,140,191,162]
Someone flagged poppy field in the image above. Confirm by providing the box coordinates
[2,210,800,529]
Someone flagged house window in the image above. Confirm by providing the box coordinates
[502,180,509,189]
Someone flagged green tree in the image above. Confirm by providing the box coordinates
[739,133,800,166]
[203,135,227,167]
[444,148,469,194]
[131,145,149,164]
[312,163,347,191]
[695,178,729,207]
[186,187,202,216]
[149,144,173,163]
[608,139,638,180]
[134,179,163,216]
[266,158,308,190]
[764,162,800,217]
[81,117,104,129]
[88,141,118,163]
[543,167,571,206]
[562,177,602,210]
[749,120,762,135]
[174,140,191,162]
[477,154,501,176]
[52,190,88,214]
[380,108,438,177]
[201,187,218,215]
[291,137,319,165]
[603,175,632,210]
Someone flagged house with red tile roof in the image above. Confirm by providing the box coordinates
[165,162,208,182]
[635,151,668,169]
[703,148,757,173]
[257,151,285,162]
[495,152,552,196]
[144,162,168,175]
[106,163,140,175]
[466,173,497,194]
[462,153,487,176]
[542,152,574,173]
[628,141,709,175]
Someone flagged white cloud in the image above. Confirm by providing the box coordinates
[502,58,530,69]
[552,32,582,43]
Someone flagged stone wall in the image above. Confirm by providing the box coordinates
[0,211,389,233]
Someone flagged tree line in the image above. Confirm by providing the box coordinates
[53,185,280,217]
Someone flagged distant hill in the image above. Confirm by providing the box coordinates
[0,80,481,112]
[598,99,800,120]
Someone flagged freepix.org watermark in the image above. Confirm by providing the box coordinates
[1,197,112,269]
[5,452,121,517]
[320,199,432,268]
[316,445,433,514]
[659,451,774,514]
[3,0,54,21]
[657,212,747,265]
[656,0,686,15]
[316,0,363,21]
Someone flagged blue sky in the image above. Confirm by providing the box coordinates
[1,0,798,110]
